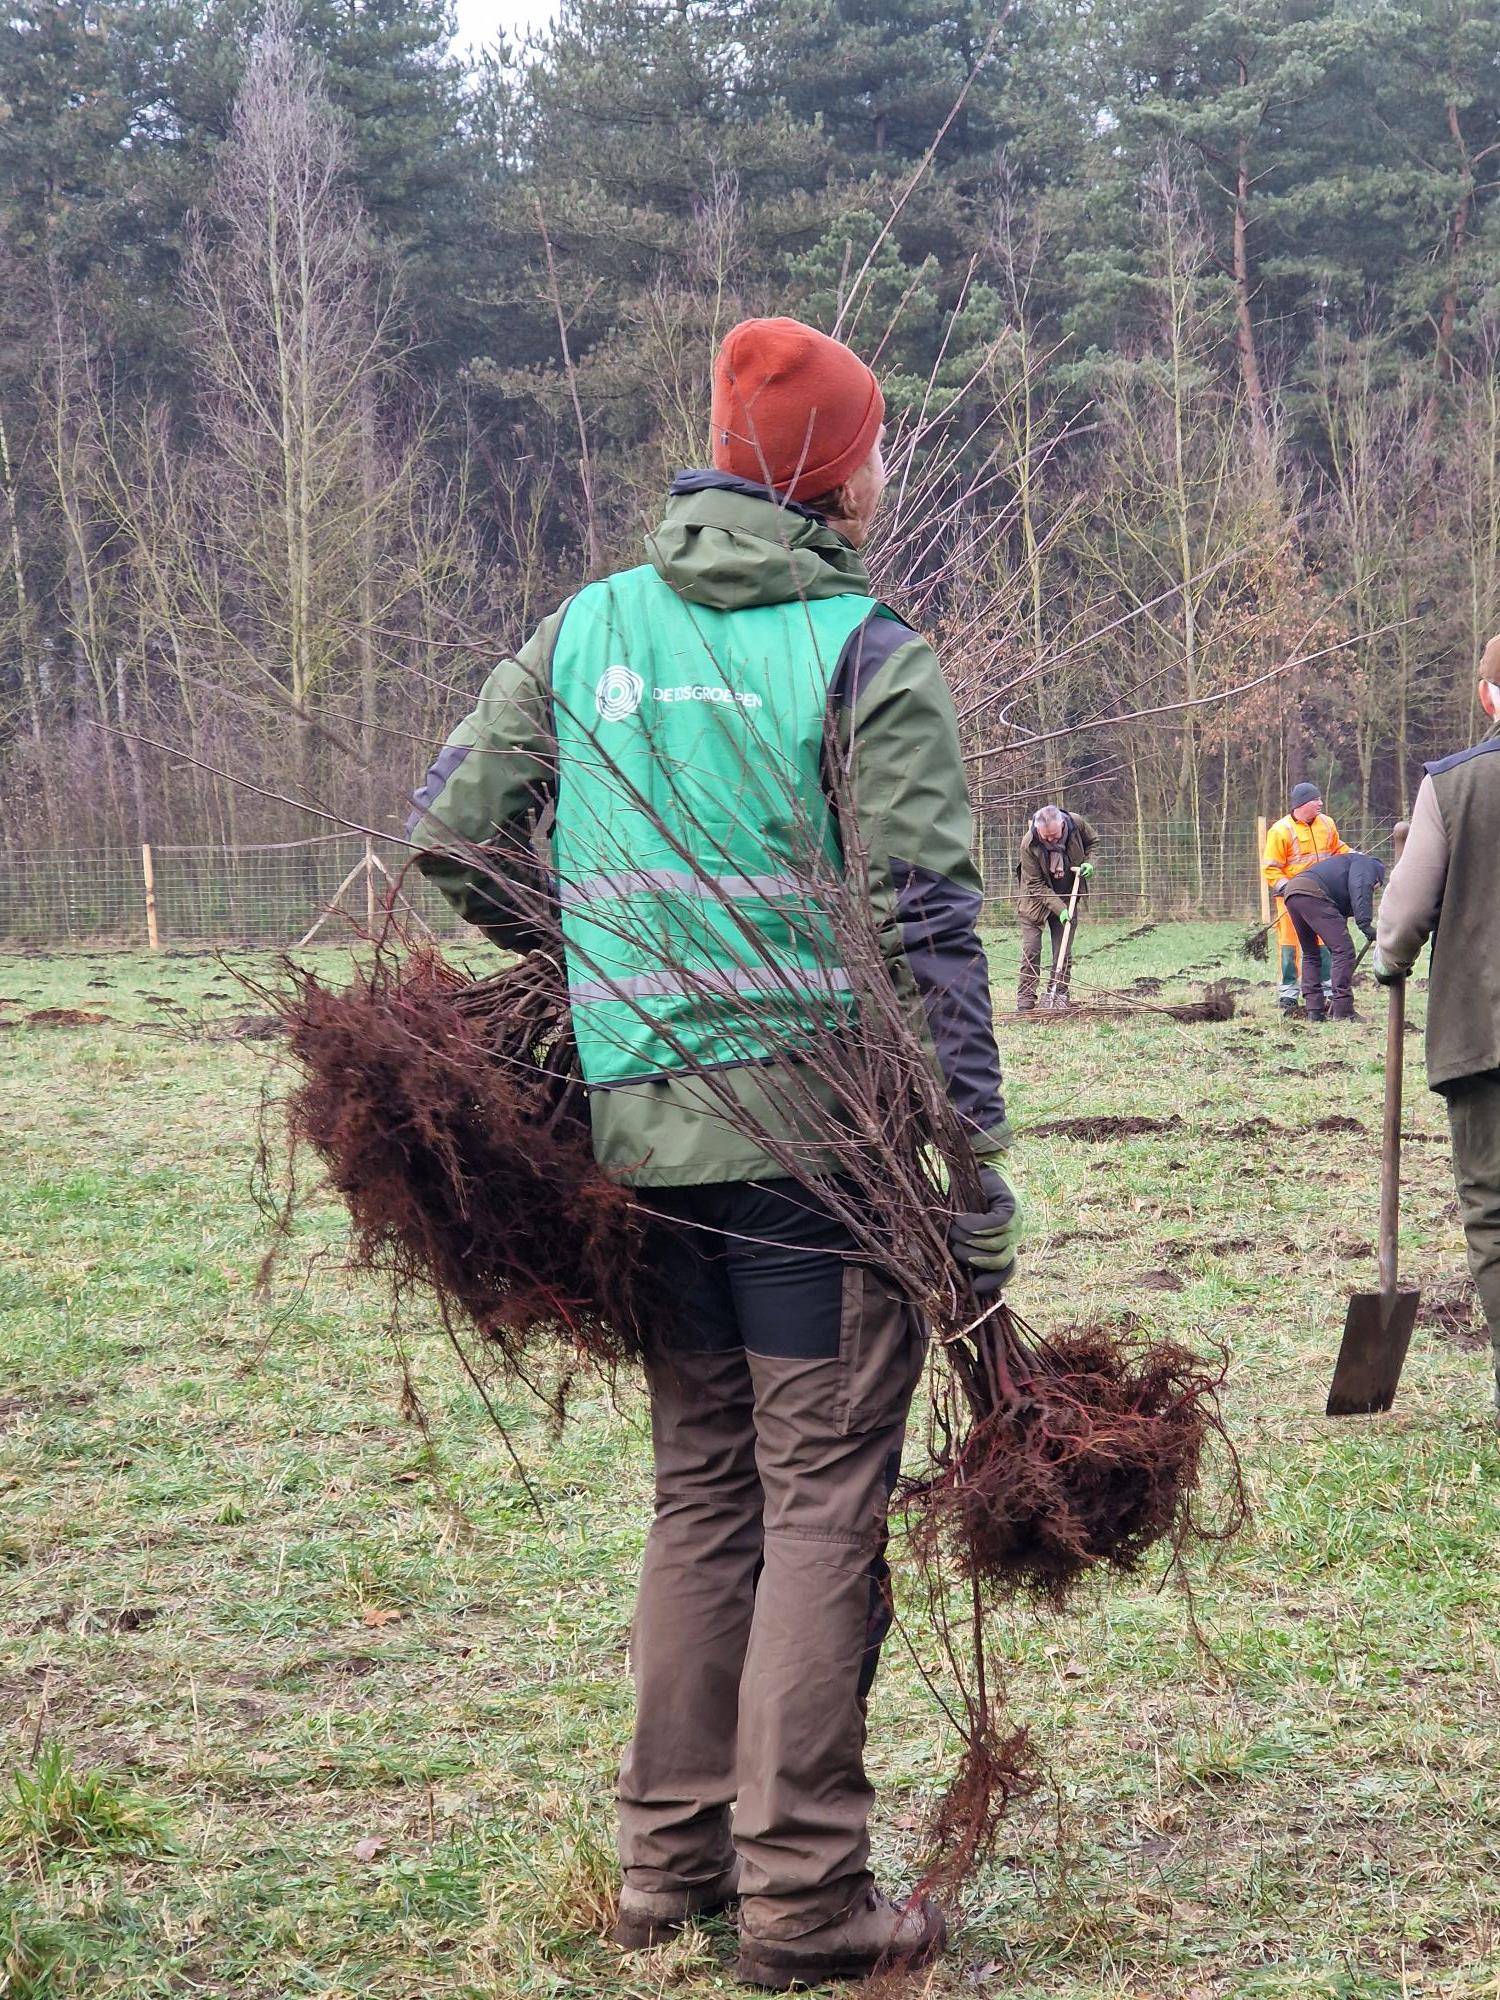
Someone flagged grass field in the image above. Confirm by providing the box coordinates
[3,925,1498,1999]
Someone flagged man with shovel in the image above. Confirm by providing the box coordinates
[1376,663,1500,1415]
[1015,805,1097,1012]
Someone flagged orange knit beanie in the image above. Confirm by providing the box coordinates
[711,317,885,503]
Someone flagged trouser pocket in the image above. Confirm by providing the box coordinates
[835,1263,926,1436]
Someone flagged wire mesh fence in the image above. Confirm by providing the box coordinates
[0,817,1395,949]
[0,837,463,950]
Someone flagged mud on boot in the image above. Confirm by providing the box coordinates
[612,1861,741,1950]
[735,1884,947,1990]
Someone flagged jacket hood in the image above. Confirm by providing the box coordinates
[645,470,871,611]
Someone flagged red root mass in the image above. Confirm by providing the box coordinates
[267,946,650,1369]
[908,1313,1241,1611]
[919,1718,1039,1899]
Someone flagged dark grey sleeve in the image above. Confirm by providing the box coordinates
[1350,857,1380,933]
[835,610,1010,1153]
[889,857,1008,1140]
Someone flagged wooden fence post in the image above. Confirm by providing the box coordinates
[364,837,377,931]
[1255,816,1270,923]
[141,843,160,950]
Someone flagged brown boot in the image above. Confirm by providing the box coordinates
[612,1861,741,1950]
[735,1885,947,1990]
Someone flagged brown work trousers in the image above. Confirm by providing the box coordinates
[1018,910,1070,1009]
[1446,1068,1500,1400]
[617,1180,926,1935]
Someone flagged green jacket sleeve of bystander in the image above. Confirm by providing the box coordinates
[404,612,565,952]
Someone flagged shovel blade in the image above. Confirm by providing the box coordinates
[1326,1289,1420,1415]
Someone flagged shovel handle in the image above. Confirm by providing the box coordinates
[1378,978,1404,1305]
[1377,821,1410,1306]
[1048,873,1084,999]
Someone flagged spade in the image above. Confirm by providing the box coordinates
[1327,822,1418,1416]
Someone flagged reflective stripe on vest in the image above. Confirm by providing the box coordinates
[559,867,804,907]
[566,962,854,1006]
[549,565,889,1086]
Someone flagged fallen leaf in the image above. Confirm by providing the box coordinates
[360,1607,402,1628]
[353,1836,386,1863]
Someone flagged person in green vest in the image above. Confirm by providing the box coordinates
[406,317,1018,1989]
[1376,656,1500,1417]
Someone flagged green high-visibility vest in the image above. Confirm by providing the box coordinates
[550,564,886,1086]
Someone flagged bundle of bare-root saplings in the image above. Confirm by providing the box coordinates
[268,945,653,1375]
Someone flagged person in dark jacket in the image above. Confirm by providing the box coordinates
[407,318,1015,1988]
[1014,806,1097,1011]
[1279,850,1386,1022]
[1377,659,1500,1416]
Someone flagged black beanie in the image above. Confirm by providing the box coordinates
[1289,782,1320,810]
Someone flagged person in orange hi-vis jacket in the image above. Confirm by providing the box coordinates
[1261,782,1349,1015]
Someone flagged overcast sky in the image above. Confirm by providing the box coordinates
[451,0,557,52]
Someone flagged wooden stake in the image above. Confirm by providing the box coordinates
[1255,815,1270,923]
[141,842,160,950]
[296,855,367,948]
[364,837,377,931]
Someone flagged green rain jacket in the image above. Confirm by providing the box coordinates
[406,471,1010,1188]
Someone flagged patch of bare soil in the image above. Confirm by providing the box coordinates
[1029,1114,1184,1141]
[1162,1236,1255,1260]
[307,1653,379,1679]
[1419,1283,1487,1351]
[1135,1268,1186,1292]
[1031,1111,1367,1147]
[18,1007,110,1027]
[0,1388,94,1429]
[1164,984,1236,1023]
[1331,1237,1376,1261]
[85,1605,160,1634]
[199,1012,286,1041]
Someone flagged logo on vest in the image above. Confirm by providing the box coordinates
[654,684,763,711]
[595,664,644,722]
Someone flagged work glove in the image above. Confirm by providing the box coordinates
[1373,949,1405,987]
[1077,861,1095,878]
[1360,922,1377,944]
[949,1165,1022,1300]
